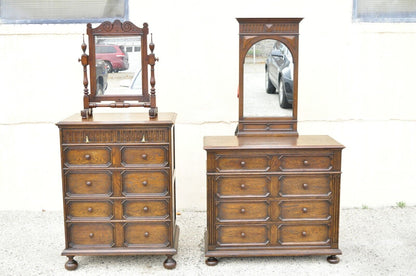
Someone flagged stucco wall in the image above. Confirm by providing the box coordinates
[1,0,415,211]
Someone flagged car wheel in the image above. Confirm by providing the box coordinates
[279,80,291,108]
[265,68,276,94]
[104,61,112,73]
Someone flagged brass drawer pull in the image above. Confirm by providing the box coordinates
[141,154,148,160]
[85,181,92,186]
[89,233,94,238]
[240,183,246,189]
[143,206,149,212]
[240,161,246,167]
[302,207,308,213]
[240,208,246,214]
[302,231,307,237]
[144,232,150,238]
[142,181,148,186]
[302,183,308,189]
[303,160,309,166]
[84,154,91,160]
[87,207,93,213]
[240,232,246,238]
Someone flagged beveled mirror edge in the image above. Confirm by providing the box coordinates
[80,20,158,119]
[236,17,303,137]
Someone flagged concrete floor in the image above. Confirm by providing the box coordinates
[0,207,415,275]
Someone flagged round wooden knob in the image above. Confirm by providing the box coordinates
[87,207,93,213]
[86,181,92,186]
[240,161,246,167]
[240,208,246,213]
[84,154,91,160]
[141,154,148,160]
[302,207,308,213]
[89,233,94,238]
[144,232,150,238]
[303,160,309,166]
[143,206,149,212]
[302,183,308,189]
[240,184,246,189]
[142,181,148,186]
[302,231,307,237]
[241,232,246,238]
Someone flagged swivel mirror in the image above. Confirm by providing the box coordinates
[80,20,158,118]
[236,18,302,136]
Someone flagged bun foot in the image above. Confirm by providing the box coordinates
[327,255,340,264]
[206,257,219,266]
[163,255,176,269]
[65,256,78,270]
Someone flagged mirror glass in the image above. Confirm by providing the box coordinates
[243,39,293,117]
[94,35,142,96]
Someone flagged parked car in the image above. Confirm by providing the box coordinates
[265,42,294,108]
[95,59,108,95]
[96,44,129,73]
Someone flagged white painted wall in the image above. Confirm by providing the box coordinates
[1,0,415,211]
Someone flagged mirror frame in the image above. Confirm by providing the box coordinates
[80,20,158,118]
[236,18,303,137]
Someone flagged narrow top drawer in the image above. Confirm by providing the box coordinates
[61,128,170,144]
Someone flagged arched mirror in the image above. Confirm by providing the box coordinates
[236,18,302,137]
[80,20,158,119]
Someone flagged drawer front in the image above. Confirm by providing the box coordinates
[65,171,113,197]
[278,224,330,246]
[123,200,169,219]
[121,171,169,196]
[217,225,269,246]
[279,154,333,171]
[215,154,271,172]
[68,223,114,248]
[217,201,269,222]
[123,222,170,247]
[279,200,331,221]
[62,128,169,144]
[216,176,270,198]
[63,147,112,167]
[279,175,331,197]
[67,201,113,219]
[121,146,168,167]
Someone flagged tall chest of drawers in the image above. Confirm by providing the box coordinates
[57,113,179,270]
[204,135,344,265]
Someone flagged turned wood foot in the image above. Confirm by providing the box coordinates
[327,255,340,264]
[206,257,219,266]
[163,255,176,269]
[65,256,78,270]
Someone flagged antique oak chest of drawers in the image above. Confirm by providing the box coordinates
[57,113,179,270]
[204,135,344,265]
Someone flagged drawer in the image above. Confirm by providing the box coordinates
[121,171,169,196]
[277,224,330,246]
[121,146,168,167]
[214,154,271,172]
[216,176,270,198]
[279,175,331,197]
[217,201,270,222]
[68,223,114,248]
[279,200,331,221]
[65,171,113,197]
[278,153,333,171]
[67,201,113,220]
[123,200,169,219]
[123,222,170,247]
[63,146,112,167]
[62,128,169,144]
[217,225,269,246]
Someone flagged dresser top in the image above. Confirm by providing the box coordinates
[204,135,344,150]
[57,112,176,126]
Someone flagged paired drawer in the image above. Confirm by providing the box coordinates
[214,154,271,172]
[217,201,269,222]
[121,146,169,167]
[63,146,112,167]
[278,224,330,246]
[67,201,113,220]
[68,223,114,248]
[124,222,170,247]
[65,171,113,197]
[278,154,333,171]
[123,200,169,219]
[62,128,169,144]
[217,225,269,246]
[122,170,169,196]
[279,175,331,197]
[279,200,331,221]
[216,176,270,198]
